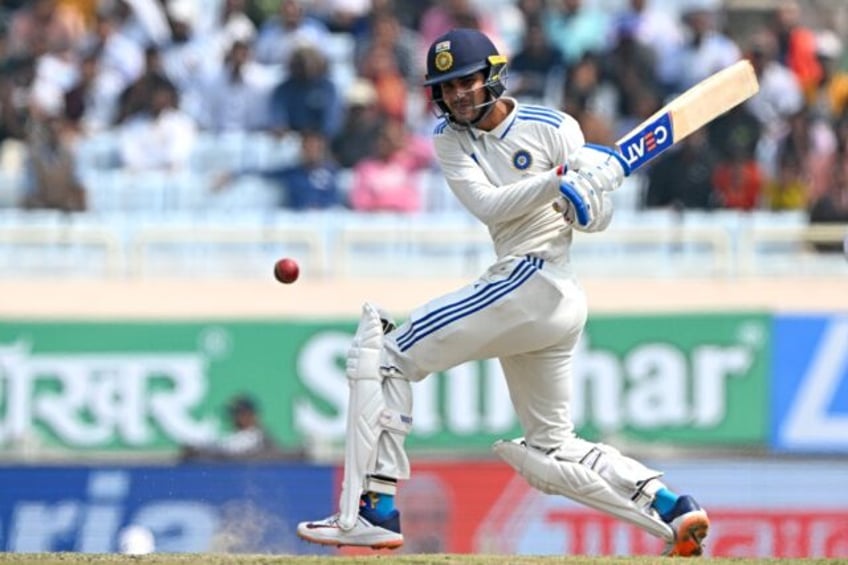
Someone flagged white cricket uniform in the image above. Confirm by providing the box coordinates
[375,98,595,480]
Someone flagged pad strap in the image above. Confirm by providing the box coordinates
[379,408,413,434]
[365,475,398,496]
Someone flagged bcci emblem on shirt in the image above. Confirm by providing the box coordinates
[512,149,532,170]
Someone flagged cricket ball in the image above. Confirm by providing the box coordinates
[274,257,300,284]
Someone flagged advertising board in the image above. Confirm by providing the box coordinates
[772,315,848,453]
[345,459,848,558]
[0,314,770,452]
[0,464,333,554]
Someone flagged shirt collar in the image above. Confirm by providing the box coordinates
[468,97,519,140]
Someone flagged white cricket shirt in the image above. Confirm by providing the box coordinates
[432,97,584,261]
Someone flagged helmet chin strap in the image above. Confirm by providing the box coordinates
[462,95,498,127]
[446,88,497,129]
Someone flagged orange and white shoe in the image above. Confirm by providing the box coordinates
[661,495,710,557]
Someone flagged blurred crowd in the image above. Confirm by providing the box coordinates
[1,0,847,226]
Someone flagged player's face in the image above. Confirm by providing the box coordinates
[440,72,487,122]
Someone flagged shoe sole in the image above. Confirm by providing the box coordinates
[669,511,710,557]
[297,531,403,551]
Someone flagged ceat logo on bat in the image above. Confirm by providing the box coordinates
[618,113,673,171]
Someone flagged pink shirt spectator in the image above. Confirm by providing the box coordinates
[349,121,433,213]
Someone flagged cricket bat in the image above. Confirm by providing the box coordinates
[615,60,760,172]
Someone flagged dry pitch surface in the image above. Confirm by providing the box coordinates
[0,555,843,565]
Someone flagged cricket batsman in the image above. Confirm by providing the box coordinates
[297,28,710,557]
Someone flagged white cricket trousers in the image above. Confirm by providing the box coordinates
[375,254,588,480]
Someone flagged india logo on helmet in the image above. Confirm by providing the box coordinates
[435,51,453,72]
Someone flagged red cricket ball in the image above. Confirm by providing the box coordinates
[274,257,300,284]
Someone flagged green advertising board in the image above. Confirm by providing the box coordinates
[0,313,769,452]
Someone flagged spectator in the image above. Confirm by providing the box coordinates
[418,0,504,54]
[331,78,383,168]
[28,21,78,111]
[201,0,258,58]
[771,0,823,103]
[808,154,848,253]
[644,129,718,210]
[614,86,661,145]
[357,42,407,121]
[779,109,816,179]
[809,113,848,202]
[5,0,86,58]
[711,142,764,211]
[166,0,256,80]
[116,0,171,48]
[743,29,804,177]
[0,55,36,143]
[603,15,659,126]
[216,130,341,210]
[117,79,196,170]
[276,131,341,210]
[180,394,304,462]
[318,0,371,33]
[353,9,420,86]
[82,10,145,92]
[192,0,264,37]
[616,0,684,87]
[516,0,546,24]
[562,93,615,149]
[707,104,762,163]
[21,112,87,211]
[267,45,343,138]
[114,45,176,125]
[763,149,808,211]
[542,0,610,66]
[64,47,123,134]
[348,118,432,213]
[196,39,277,132]
[253,0,330,67]
[160,1,221,121]
[664,5,740,94]
[810,30,848,121]
[509,20,565,105]
[561,53,617,146]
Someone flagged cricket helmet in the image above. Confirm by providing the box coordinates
[423,28,508,126]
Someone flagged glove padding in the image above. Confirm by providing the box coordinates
[555,144,630,232]
[567,143,631,182]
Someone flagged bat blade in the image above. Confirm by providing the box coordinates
[615,60,760,173]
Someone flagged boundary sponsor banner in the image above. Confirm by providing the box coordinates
[340,458,848,558]
[772,314,848,452]
[0,320,314,451]
[0,464,333,554]
[0,313,769,452]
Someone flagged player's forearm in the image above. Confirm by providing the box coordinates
[449,168,561,224]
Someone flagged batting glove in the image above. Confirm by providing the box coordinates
[553,144,628,231]
[554,172,613,232]
[557,144,631,190]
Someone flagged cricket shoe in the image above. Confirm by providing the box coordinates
[296,506,403,550]
[661,495,710,557]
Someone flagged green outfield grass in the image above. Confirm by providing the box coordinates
[0,555,843,565]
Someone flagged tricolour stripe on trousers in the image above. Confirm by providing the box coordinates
[396,257,543,352]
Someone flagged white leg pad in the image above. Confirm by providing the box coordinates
[573,443,665,509]
[493,439,674,541]
[337,303,412,531]
[338,303,386,531]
